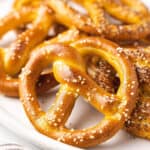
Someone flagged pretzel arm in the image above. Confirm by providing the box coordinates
[0,8,36,37]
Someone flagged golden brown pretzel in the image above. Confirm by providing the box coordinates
[86,42,150,139]
[19,37,138,148]
[47,0,150,41]
[74,39,150,139]
[69,34,150,139]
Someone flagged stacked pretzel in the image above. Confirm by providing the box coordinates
[0,0,150,148]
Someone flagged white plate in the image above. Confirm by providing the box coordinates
[0,0,150,150]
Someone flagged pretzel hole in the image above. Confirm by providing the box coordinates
[38,86,59,111]
[46,24,67,39]
[66,96,104,129]
[68,0,87,15]
[35,84,105,130]
[0,31,17,48]
[104,11,123,25]
[36,81,104,130]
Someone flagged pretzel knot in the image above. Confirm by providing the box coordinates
[19,37,138,148]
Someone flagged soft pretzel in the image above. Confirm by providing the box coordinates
[86,41,150,139]
[47,0,150,41]
[19,37,138,148]
[71,35,150,139]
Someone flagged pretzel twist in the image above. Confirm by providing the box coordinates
[19,37,138,147]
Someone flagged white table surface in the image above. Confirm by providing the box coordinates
[0,0,150,150]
